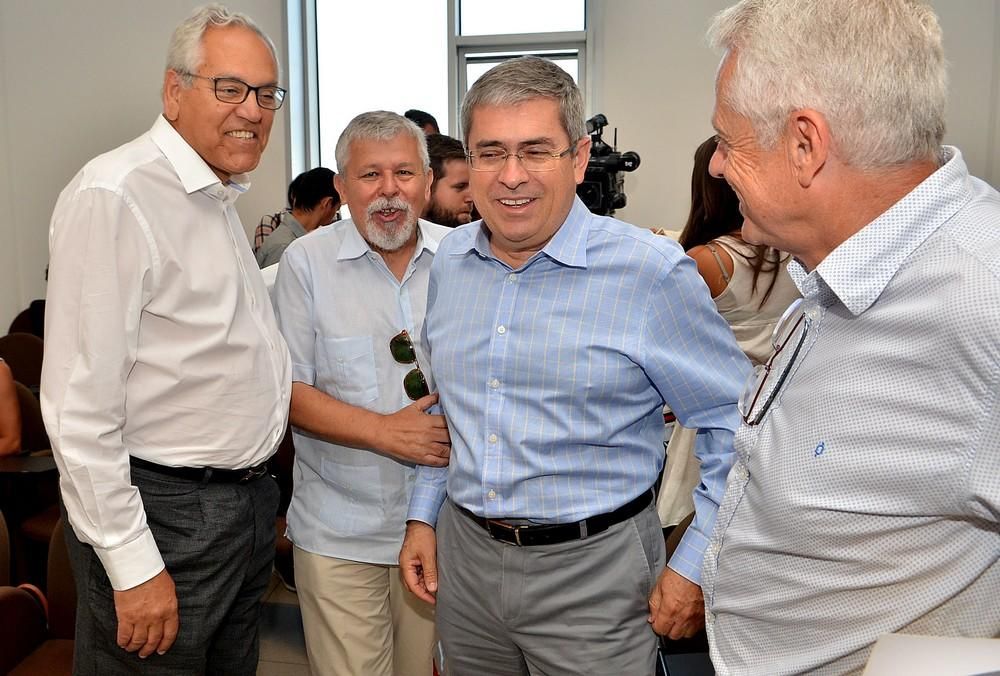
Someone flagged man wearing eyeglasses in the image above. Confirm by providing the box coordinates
[399,56,748,675]
[41,6,290,674]
[273,111,451,676]
[702,2,1000,674]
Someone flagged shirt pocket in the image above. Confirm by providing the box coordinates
[317,335,379,405]
[319,458,384,536]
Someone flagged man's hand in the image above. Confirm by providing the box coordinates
[648,566,705,639]
[113,569,180,658]
[376,393,451,466]
[399,521,438,605]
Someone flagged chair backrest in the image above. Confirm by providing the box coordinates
[0,510,9,586]
[46,519,76,640]
[7,300,44,338]
[0,586,48,673]
[14,382,49,453]
[0,333,44,391]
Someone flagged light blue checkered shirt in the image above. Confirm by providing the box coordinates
[408,197,749,582]
[704,148,1000,674]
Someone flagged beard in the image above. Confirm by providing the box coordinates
[362,196,418,251]
[425,200,471,229]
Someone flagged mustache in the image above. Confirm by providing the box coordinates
[366,196,411,218]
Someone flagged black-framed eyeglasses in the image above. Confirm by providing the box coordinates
[738,298,809,426]
[389,330,430,401]
[466,143,577,172]
[183,73,287,110]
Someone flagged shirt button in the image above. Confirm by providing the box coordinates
[488,489,496,499]
[497,325,506,335]
[489,378,500,389]
[488,433,498,444]
[507,274,517,283]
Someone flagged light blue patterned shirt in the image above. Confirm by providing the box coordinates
[275,218,450,565]
[705,148,1000,674]
[409,197,749,582]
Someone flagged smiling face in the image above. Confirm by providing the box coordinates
[426,158,473,228]
[163,25,278,182]
[708,54,798,251]
[466,98,589,265]
[334,133,431,252]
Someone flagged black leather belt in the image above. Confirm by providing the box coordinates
[129,456,269,484]
[457,488,654,547]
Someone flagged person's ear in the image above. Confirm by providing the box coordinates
[787,109,829,188]
[573,136,592,184]
[163,70,183,121]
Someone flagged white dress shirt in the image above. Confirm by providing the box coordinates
[274,218,449,565]
[41,116,291,591]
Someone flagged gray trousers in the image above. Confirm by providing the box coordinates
[64,464,280,675]
[436,499,666,676]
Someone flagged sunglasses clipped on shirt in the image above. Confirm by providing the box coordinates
[389,330,430,401]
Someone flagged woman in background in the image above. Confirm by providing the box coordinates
[680,135,800,364]
[658,135,800,533]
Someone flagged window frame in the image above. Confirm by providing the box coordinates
[286,0,594,174]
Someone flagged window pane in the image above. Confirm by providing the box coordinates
[466,52,578,90]
[316,0,449,176]
[460,0,584,36]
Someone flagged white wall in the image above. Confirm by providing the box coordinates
[1,1,998,329]
[593,0,1000,232]
[0,0,288,329]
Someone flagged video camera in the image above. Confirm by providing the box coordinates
[576,114,640,216]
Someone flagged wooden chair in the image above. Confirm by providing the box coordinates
[6,300,45,339]
[0,518,75,675]
[14,382,49,454]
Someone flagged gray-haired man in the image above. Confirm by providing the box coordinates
[43,5,289,673]
[274,111,450,676]
[703,1,1000,673]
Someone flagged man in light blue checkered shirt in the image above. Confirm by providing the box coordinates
[703,2,1000,674]
[399,56,749,675]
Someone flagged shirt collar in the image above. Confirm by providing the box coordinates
[149,115,251,200]
[282,212,308,239]
[337,218,440,261]
[791,146,970,315]
[464,196,591,268]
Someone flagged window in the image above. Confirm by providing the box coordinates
[454,0,589,137]
[314,0,449,169]
[289,0,589,175]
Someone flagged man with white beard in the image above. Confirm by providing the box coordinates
[273,110,451,676]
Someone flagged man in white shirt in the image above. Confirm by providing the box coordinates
[703,1,1000,673]
[273,111,450,676]
[41,6,290,674]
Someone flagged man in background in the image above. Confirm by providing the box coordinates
[423,133,473,228]
[405,108,440,135]
[255,167,340,267]
[703,1,1000,673]
[42,5,290,673]
[274,111,449,676]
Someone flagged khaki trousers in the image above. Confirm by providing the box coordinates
[294,547,436,676]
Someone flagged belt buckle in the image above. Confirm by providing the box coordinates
[238,465,267,483]
[486,520,524,546]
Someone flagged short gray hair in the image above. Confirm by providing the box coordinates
[334,111,430,173]
[166,4,280,85]
[708,0,947,169]
[460,56,586,147]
